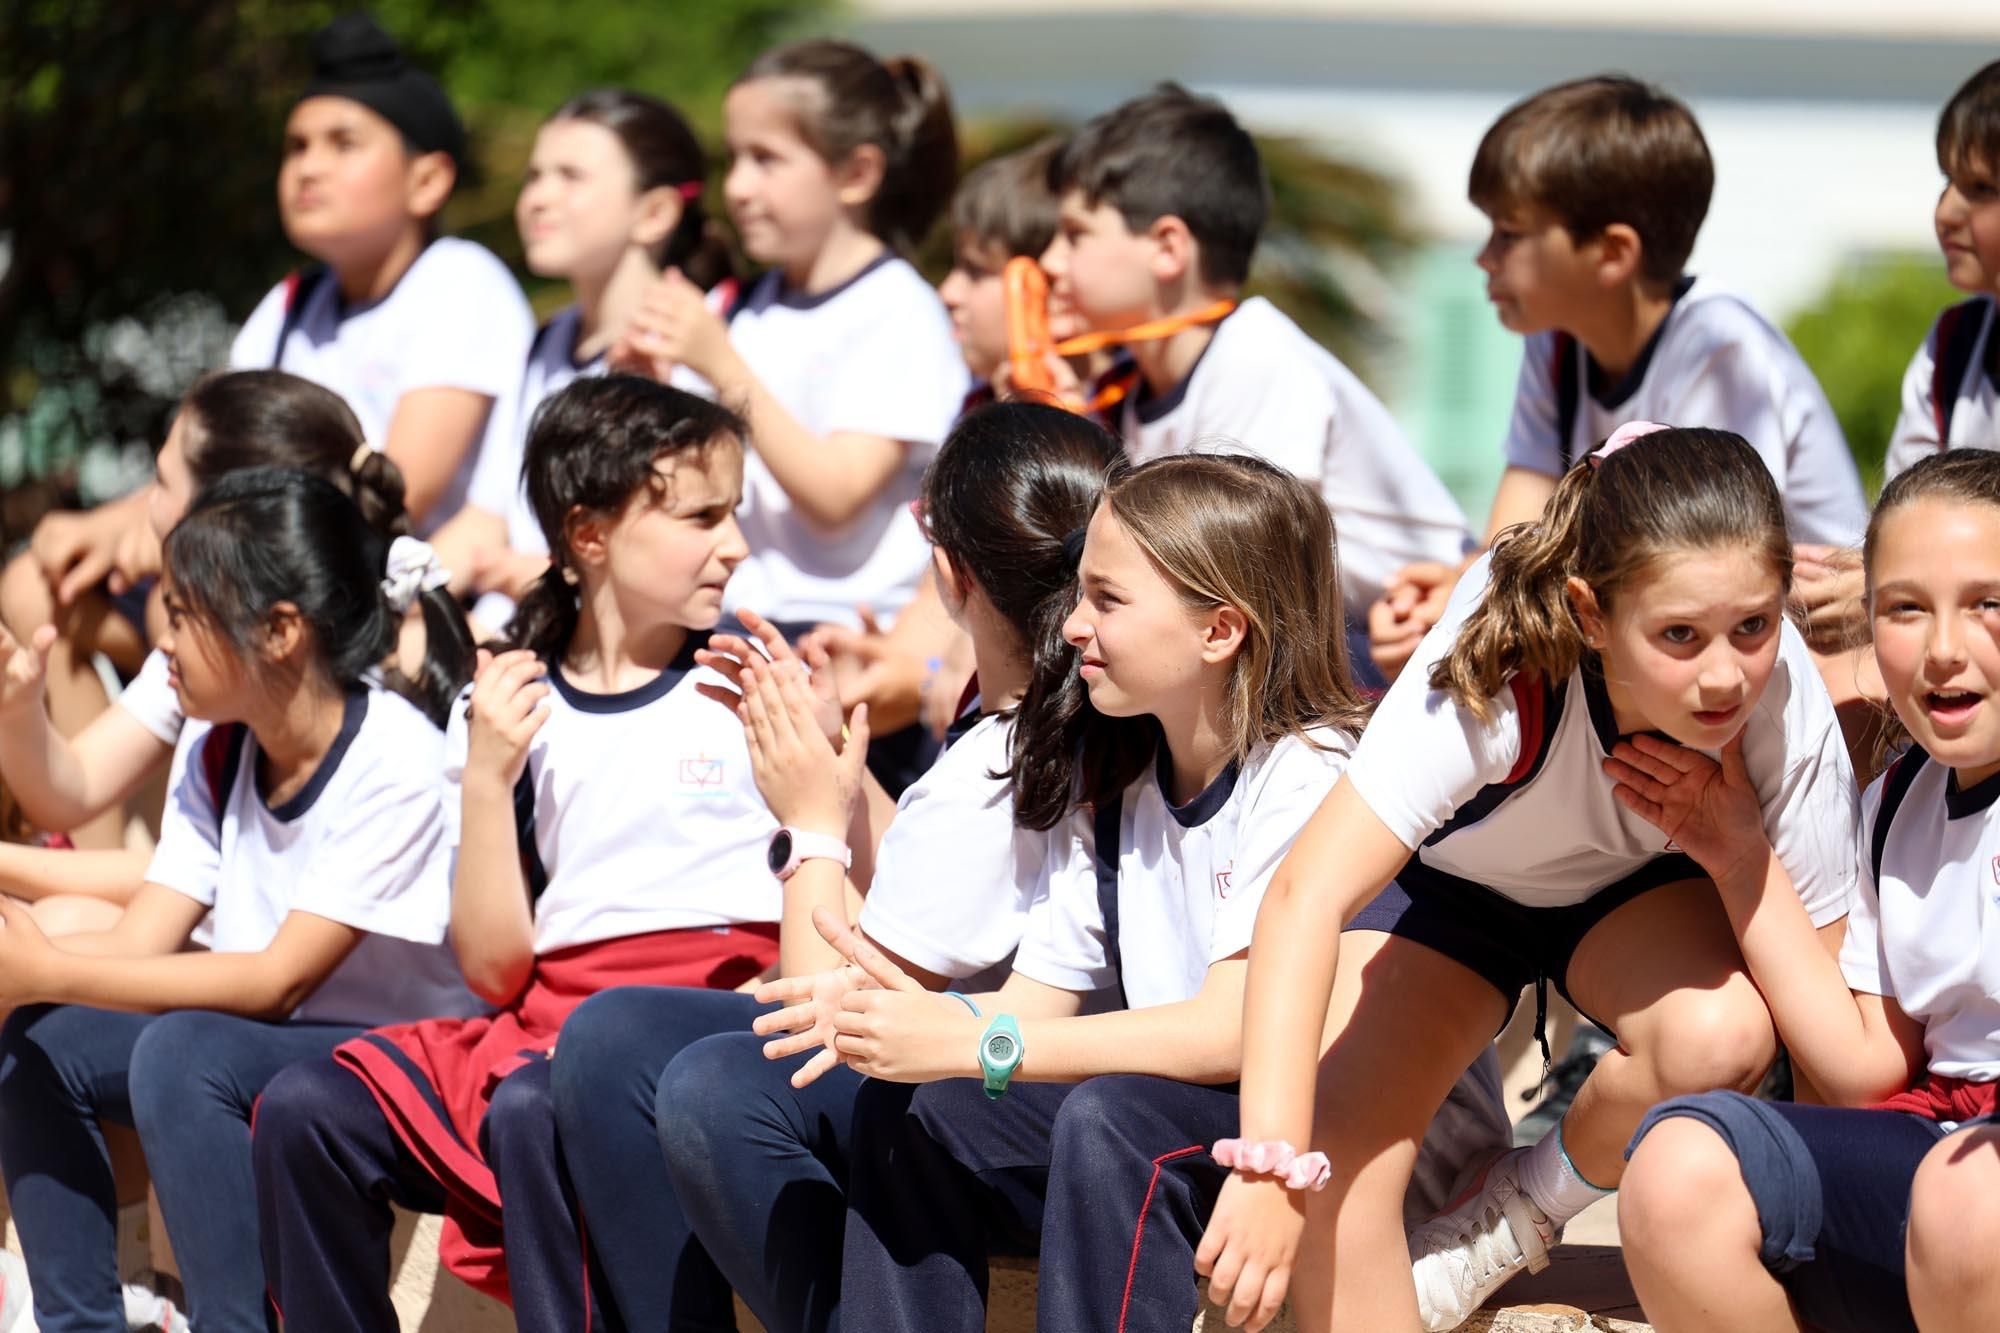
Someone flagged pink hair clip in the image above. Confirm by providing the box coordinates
[1212,1138,1332,1192]
[1589,419,1670,468]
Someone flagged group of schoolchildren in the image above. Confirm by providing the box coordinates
[1,8,1998,1333]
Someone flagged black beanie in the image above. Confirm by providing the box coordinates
[298,12,465,169]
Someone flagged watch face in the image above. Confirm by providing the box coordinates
[985,1033,1017,1064]
[767,830,793,873]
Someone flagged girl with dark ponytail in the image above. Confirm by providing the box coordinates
[548,399,1118,1330]
[0,370,409,919]
[614,39,970,796]
[0,467,481,1333]
[254,375,803,1328]
[436,87,743,632]
[1202,424,1864,1333]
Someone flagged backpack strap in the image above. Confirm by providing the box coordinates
[1092,793,1127,1008]
[1932,297,1990,446]
[200,723,249,827]
[1552,332,1583,471]
[512,760,549,907]
[1869,749,1928,887]
[273,265,329,369]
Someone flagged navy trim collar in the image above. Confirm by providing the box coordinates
[1156,745,1240,828]
[1586,275,1696,411]
[1946,764,2000,820]
[1580,658,1675,755]
[550,632,708,714]
[265,690,368,823]
[1130,308,1233,426]
[749,252,896,314]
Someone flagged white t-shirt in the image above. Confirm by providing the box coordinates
[722,255,968,626]
[442,634,780,955]
[230,238,535,537]
[858,712,1072,991]
[117,648,183,745]
[1502,278,1868,546]
[145,689,480,1028]
[1885,297,2000,480]
[1345,557,1859,919]
[1116,297,1472,612]
[1014,727,1355,1009]
[1843,754,2000,1081]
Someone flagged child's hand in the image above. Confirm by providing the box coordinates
[799,607,928,735]
[613,269,732,383]
[738,651,869,833]
[1792,543,1868,652]
[1194,1173,1307,1331]
[30,509,120,608]
[0,624,54,720]
[694,609,843,745]
[107,516,163,596]
[752,958,874,1088]
[1367,560,1459,682]
[1604,732,1768,884]
[464,648,550,788]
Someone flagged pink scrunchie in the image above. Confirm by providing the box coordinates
[1589,419,1670,467]
[1211,1138,1332,1192]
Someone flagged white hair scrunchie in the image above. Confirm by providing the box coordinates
[381,535,450,614]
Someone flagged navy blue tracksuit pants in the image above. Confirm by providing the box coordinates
[841,1073,1241,1333]
[253,1056,602,1332]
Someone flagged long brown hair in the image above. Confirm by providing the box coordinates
[1431,426,1790,720]
[1063,452,1371,812]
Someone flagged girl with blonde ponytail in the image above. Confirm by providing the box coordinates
[1198,422,1862,1333]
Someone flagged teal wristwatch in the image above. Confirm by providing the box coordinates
[978,1014,1024,1100]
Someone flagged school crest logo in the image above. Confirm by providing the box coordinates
[677,753,725,792]
[1216,862,1235,899]
[1991,853,2000,887]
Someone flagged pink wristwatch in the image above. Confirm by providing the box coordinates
[766,827,852,881]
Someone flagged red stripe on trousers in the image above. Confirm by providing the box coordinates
[1119,1145,1208,1333]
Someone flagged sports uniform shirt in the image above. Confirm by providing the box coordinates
[147,688,480,1028]
[230,237,535,536]
[1118,297,1472,612]
[1014,726,1355,1009]
[1885,297,2000,479]
[1345,557,1858,919]
[1845,753,2000,1081]
[722,255,969,627]
[441,633,780,955]
[1502,277,1867,546]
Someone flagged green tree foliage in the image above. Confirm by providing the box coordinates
[1785,253,1962,494]
[0,0,817,531]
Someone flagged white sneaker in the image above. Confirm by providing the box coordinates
[121,1282,188,1333]
[1407,1147,1559,1332]
[0,1250,33,1332]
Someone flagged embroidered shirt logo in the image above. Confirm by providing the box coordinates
[677,754,725,790]
[1991,854,2000,888]
[1215,863,1235,899]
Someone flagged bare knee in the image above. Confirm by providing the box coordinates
[1621,1117,1756,1256]
[1634,989,1777,1097]
[1908,1128,2000,1290]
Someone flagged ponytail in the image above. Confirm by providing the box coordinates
[739,40,960,253]
[164,469,472,729]
[1431,425,1792,722]
[180,370,409,537]
[506,565,580,664]
[918,401,1125,832]
[1429,463,1597,721]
